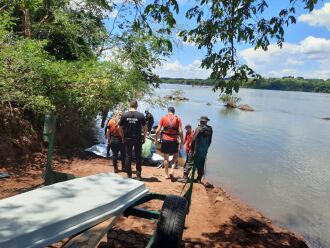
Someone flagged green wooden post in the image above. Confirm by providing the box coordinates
[43,114,76,185]
[43,114,56,185]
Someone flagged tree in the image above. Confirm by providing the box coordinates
[140,0,319,93]
[0,1,167,131]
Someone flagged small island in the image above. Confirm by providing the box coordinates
[220,94,255,111]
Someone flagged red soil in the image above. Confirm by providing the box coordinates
[0,154,308,248]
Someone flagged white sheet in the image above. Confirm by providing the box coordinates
[85,144,168,161]
[84,143,111,158]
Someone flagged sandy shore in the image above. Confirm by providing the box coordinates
[0,153,309,248]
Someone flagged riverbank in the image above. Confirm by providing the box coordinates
[160,77,330,93]
[0,152,309,247]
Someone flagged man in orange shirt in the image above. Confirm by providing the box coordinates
[184,124,194,155]
[155,107,183,180]
[182,124,195,182]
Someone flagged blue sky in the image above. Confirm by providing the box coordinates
[106,1,330,79]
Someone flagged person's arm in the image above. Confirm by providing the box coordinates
[143,124,147,143]
[178,128,183,148]
[155,118,163,143]
[191,127,200,152]
[208,127,213,147]
[118,116,125,141]
[104,120,109,137]
[140,114,147,143]
[178,118,184,147]
[106,121,111,141]
[118,126,124,141]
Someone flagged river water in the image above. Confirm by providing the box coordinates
[142,84,330,248]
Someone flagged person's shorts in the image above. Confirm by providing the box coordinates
[161,140,179,154]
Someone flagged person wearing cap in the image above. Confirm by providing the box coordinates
[155,107,183,180]
[145,110,154,133]
[191,116,213,183]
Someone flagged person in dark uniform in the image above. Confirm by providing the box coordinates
[145,110,154,133]
[191,116,213,183]
[119,100,147,180]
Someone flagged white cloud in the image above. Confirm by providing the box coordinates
[154,60,211,79]
[285,59,304,66]
[108,9,119,19]
[239,36,330,79]
[298,3,330,31]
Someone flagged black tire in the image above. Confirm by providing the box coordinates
[153,195,188,248]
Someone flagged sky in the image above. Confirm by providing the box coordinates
[106,1,330,79]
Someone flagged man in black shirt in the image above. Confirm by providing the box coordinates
[145,110,154,133]
[119,100,147,180]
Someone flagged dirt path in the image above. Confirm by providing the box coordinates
[0,154,309,247]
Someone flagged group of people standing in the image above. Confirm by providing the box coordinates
[105,99,213,184]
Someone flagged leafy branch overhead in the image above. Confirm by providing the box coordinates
[143,0,318,94]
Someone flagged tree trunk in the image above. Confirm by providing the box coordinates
[21,8,31,38]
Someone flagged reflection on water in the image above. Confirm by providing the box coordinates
[219,107,239,117]
[142,84,330,248]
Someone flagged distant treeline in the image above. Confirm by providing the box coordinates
[161,77,330,93]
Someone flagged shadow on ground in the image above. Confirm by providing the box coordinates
[104,215,309,248]
[199,216,308,248]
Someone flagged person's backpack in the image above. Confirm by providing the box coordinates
[162,115,179,137]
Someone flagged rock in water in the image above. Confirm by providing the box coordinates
[164,95,189,101]
[238,104,254,111]
[215,196,224,203]
[321,117,330,120]
[225,101,237,108]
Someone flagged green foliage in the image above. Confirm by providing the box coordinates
[177,0,318,94]
[171,89,184,97]
[138,0,319,94]
[219,94,241,106]
[161,77,330,93]
[2,0,109,60]
[0,0,167,132]
[244,78,330,93]
[0,37,149,125]
[161,78,216,86]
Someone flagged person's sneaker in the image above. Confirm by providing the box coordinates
[178,177,189,183]
[204,182,214,188]
[114,168,118,173]
[121,167,126,172]
[136,175,142,181]
[194,178,202,184]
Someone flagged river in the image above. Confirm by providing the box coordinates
[142,84,330,248]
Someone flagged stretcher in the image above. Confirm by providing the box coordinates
[0,172,190,248]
